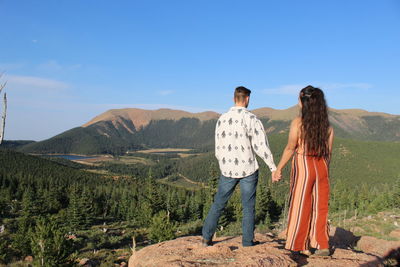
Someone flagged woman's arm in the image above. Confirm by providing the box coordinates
[327,126,334,163]
[273,118,300,182]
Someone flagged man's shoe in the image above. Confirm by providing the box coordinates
[201,238,212,247]
[314,249,330,257]
[243,240,260,247]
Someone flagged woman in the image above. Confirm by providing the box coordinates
[274,85,334,256]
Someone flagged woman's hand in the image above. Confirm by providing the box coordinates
[272,169,282,182]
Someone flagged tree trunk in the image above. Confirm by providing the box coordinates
[0,90,6,144]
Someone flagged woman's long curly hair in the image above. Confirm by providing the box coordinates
[299,85,330,158]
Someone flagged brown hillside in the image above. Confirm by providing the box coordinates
[82,106,399,139]
[330,108,397,118]
[252,106,299,121]
[83,108,220,130]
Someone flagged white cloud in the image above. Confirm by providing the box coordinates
[321,83,373,90]
[32,39,38,43]
[5,74,69,91]
[263,82,373,95]
[263,84,305,95]
[157,90,174,96]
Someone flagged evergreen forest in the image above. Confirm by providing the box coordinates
[0,132,399,266]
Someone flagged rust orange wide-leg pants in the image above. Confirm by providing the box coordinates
[285,152,330,251]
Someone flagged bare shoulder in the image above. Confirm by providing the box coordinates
[291,117,302,127]
[328,126,334,135]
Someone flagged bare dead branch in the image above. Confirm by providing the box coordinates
[0,81,6,95]
[0,72,7,144]
[0,92,6,144]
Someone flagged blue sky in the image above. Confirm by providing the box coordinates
[1,0,399,140]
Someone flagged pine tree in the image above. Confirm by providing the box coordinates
[146,168,164,214]
[148,210,175,243]
[80,187,95,227]
[21,187,37,218]
[256,184,272,223]
[43,186,62,214]
[136,198,153,226]
[231,190,242,222]
[218,204,234,228]
[188,192,202,221]
[12,216,33,258]
[68,186,85,231]
[166,190,180,221]
[30,217,74,267]
[257,181,281,225]
[0,236,11,264]
[203,163,219,219]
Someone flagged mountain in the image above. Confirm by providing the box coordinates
[17,106,400,155]
[253,106,400,140]
[83,108,219,130]
[18,109,220,154]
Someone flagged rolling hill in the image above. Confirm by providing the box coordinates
[16,106,400,155]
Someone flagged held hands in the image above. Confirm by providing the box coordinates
[272,169,282,183]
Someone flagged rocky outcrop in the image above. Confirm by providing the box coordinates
[358,236,400,257]
[128,233,384,267]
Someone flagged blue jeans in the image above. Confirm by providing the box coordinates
[202,170,258,246]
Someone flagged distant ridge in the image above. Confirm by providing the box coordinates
[252,106,299,121]
[16,105,400,155]
[83,106,399,128]
[83,108,220,130]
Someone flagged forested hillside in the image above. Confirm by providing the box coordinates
[175,135,400,214]
[1,133,399,264]
[19,118,142,155]
[0,150,213,265]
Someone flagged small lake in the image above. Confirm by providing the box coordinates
[42,154,95,160]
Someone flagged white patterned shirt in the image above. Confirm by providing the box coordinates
[215,106,277,178]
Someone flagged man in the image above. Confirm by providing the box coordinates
[202,86,278,247]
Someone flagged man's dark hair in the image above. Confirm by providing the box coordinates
[234,86,251,102]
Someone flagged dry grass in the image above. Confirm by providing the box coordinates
[331,210,400,240]
[73,156,113,165]
[135,148,192,153]
[116,156,153,165]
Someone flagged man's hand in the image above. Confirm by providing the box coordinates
[272,169,282,182]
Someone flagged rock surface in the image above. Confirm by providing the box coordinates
[128,233,383,267]
[357,236,400,257]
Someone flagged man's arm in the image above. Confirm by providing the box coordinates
[215,119,221,160]
[249,117,277,172]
